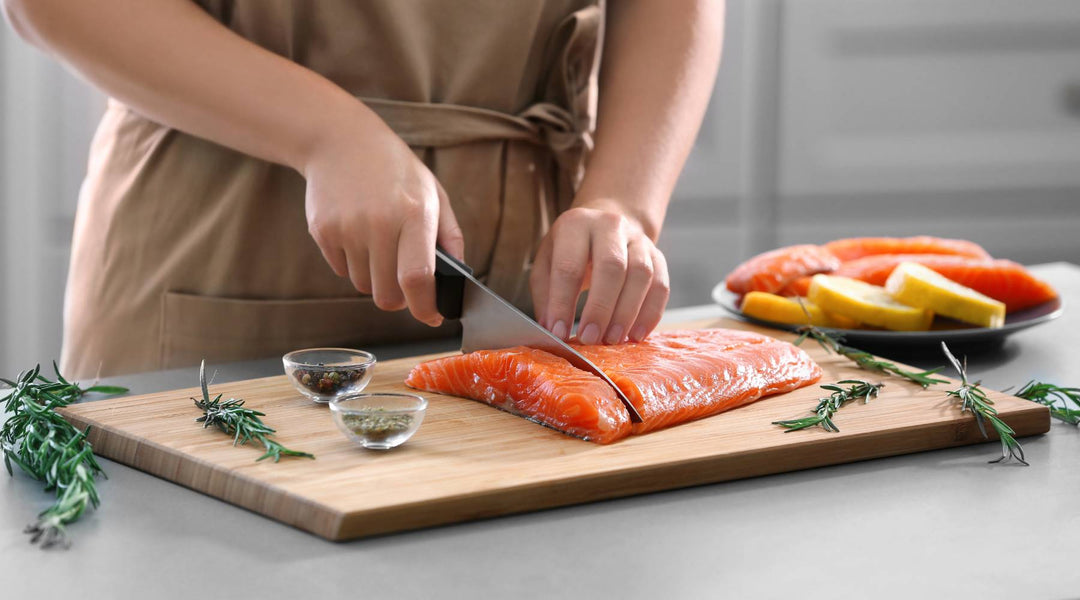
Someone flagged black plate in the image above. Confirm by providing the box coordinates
[711,283,1064,348]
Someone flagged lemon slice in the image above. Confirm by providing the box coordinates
[808,274,934,331]
[885,262,1005,328]
[740,291,859,328]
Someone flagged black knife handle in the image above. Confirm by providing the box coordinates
[434,247,472,320]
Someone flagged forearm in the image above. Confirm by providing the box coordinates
[2,0,372,174]
[577,0,725,240]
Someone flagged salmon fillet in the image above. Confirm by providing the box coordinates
[823,236,991,262]
[834,254,1057,312]
[404,346,632,444]
[405,329,822,443]
[725,245,841,295]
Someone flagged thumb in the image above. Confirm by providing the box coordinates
[436,184,465,260]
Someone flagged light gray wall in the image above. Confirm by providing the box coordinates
[0,24,104,377]
[2,0,1079,377]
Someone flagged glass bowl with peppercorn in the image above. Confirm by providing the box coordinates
[283,348,377,403]
[329,393,427,450]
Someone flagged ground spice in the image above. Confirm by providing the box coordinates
[341,410,414,444]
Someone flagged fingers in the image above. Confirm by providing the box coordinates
[397,197,442,327]
[312,229,349,279]
[542,218,590,340]
[602,238,654,344]
[435,185,465,260]
[345,246,372,295]
[576,217,629,345]
[628,246,670,342]
[367,210,406,312]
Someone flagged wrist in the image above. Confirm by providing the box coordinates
[296,95,388,177]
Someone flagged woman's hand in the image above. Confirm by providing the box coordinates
[302,107,465,327]
[528,0,723,345]
[530,203,670,345]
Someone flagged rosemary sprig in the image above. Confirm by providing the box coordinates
[193,361,314,462]
[773,380,884,432]
[1,363,128,548]
[1013,381,1080,426]
[941,343,1027,466]
[795,325,948,388]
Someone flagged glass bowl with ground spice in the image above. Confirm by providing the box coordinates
[283,348,376,403]
[329,393,427,450]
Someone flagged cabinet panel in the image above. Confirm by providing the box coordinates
[779,0,1080,195]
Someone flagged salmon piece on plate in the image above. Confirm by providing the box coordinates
[725,245,841,295]
[834,254,1057,312]
[405,329,822,443]
[823,236,991,262]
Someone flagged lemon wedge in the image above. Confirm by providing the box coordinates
[740,291,859,328]
[885,262,1005,328]
[808,274,934,331]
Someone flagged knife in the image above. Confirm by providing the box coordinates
[434,248,644,423]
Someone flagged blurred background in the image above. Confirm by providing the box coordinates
[2,0,1079,376]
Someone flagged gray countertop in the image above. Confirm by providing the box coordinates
[3,263,1079,599]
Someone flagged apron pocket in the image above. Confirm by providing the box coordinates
[160,292,454,369]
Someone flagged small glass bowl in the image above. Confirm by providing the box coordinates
[328,393,427,450]
[283,348,376,403]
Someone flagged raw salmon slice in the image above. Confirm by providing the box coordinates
[405,329,822,443]
[835,254,1057,312]
[824,236,991,262]
[572,329,823,434]
[725,245,841,295]
[404,346,632,444]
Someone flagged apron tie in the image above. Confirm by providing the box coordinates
[360,97,590,193]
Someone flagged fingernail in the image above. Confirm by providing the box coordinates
[629,325,648,342]
[552,320,569,340]
[579,322,600,345]
[604,324,624,345]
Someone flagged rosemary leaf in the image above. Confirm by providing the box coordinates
[1,363,128,548]
[192,361,314,462]
[795,326,948,388]
[940,342,1028,466]
[1013,381,1080,426]
[774,380,885,433]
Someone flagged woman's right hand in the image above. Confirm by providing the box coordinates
[301,105,465,328]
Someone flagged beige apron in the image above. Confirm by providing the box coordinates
[61,0,603,380]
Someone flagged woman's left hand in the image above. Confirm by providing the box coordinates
[530,203,670,345]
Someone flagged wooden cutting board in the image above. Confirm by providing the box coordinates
[59,317,1049,541]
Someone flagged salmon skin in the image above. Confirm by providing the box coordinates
[725,245,840,295]
[405,329,822,443]
[823,236,991,262]
[834,254,1058,312]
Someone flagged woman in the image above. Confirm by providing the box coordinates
[4,0,723,379]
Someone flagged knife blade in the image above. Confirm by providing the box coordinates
[434,248,643,423]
